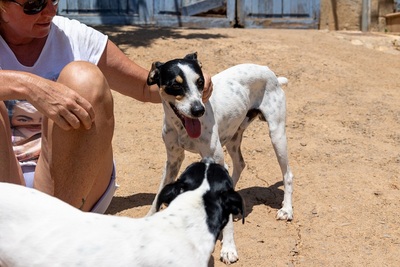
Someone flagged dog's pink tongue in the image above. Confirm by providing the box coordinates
[185,117,201,138]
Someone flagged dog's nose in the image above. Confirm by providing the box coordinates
[191,102,205,117]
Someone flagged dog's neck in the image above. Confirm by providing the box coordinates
[161,102,183,130]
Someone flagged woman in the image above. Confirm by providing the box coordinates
[0,0,212,213]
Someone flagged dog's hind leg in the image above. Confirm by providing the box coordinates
[225,109,263,185]
[271,122,294,221]
[226,130,246,186]
[262,88,294,221]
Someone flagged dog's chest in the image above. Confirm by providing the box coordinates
[164,118,202,151]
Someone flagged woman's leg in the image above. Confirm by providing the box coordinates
[34,61,115,211]
[0,102,24,185]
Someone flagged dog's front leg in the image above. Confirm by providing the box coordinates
[201,138,241,264]
[220,214,240,264]
[147,140,185,216]
[199,130,225,165]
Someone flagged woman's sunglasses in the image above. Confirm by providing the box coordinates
[9,0,59,15]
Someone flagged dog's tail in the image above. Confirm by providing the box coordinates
[277,77,288,85]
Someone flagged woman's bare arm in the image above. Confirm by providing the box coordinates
[97,40,213,103]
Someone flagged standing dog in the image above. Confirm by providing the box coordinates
[0,159,244,267]
[147,53,294,264]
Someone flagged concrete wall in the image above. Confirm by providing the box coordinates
[319,0,397,31]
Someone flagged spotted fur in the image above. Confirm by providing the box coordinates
[147,53,294,264]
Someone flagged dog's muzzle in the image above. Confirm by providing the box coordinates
[170,102,205,139]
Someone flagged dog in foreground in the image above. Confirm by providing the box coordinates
[0,159,244,267]
[147,53,294,263]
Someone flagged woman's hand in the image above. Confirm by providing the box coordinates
[26,76,95,131]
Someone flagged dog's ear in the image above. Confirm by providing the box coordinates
[184,52,198,60]
[184,52,202,68]
[147,61,163,86]
[156,181,183,211]
[223,191,246,224]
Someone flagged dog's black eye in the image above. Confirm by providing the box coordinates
[197,78,204,89]
[172,84,182,90]
[165,84,184,96]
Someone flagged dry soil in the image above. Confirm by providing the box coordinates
[95,25,400,267]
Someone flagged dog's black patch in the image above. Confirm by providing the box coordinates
[203,164,244,239]
[156,162,206,210]
[246,109,266,122]
[156,160,244,240]
[147,53,204,98]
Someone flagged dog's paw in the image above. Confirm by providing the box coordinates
[276,207,293,221]
[220,244,239,264]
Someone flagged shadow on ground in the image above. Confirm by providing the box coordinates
[94,25,228,51]
[106,181,284,217]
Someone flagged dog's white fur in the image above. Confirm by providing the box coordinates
[0,171,239,267]
[148,58,294,264]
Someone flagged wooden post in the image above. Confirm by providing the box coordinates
[361,0,371,32]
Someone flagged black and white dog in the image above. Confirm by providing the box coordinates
[0,159,244,267]
[147,53,294,264]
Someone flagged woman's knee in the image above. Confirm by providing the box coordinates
[57,61,113,108]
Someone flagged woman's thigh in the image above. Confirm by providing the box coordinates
[35,62,115,211]
[0,102,24,185]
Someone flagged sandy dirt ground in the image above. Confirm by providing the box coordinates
[95,25,400,266]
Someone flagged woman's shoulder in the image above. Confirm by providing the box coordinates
[52,16,88,31]
[51,16,106,41]
[49,16,108,64]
